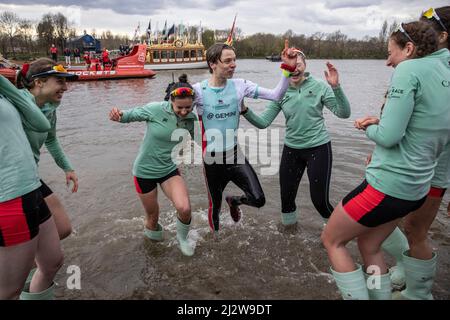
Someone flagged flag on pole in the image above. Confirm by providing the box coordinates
[162,20,167,40]
[197,21,203,44]
[225,14,237,46]
[167,24,175,39]
[133,22,141,42]
[146,20,152,43]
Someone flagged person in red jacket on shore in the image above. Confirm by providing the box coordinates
[83,51,91,70]
[50,44,58,62]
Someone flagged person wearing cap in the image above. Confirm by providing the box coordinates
[242,50,350,228]
[2,58,79,299]
[109,74,199,256]
[192,42,297,234]
[0,62,72,299]
[321,21,449,300]
[0,74,54,300]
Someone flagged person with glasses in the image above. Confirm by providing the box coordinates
[240,50,351,227]
[109,74,199,256]
[321,20,450,300]
[379,6,450,300]
[0,58,80,300]
[193,42,297,234]
[376,7,450,299]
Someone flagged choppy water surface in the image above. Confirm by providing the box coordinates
[38,59,449,299]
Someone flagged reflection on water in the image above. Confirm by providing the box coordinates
[38,59,449,299]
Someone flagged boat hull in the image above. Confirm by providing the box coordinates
[0,68,17,84]
[144,61,207,70]
[67,69,156,81]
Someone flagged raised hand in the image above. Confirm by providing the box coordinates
[324,62,339,88]
[109,107,123,122]
[281,39,297,68]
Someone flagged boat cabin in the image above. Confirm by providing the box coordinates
[146,42,206,64]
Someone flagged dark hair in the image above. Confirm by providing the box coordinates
[205,43,235,74]
[420,6,450,49]
[164,74,195,101]
[390,21,438,58]
[17,58,57,89]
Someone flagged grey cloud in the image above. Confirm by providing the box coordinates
[290,7,355,26]
[0,0,160,15]
[0,0,238,15]
[324,0,381,9]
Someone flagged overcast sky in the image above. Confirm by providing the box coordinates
[0,0,448,39]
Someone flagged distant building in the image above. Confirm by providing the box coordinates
[67,32,101,53]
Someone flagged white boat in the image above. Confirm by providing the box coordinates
[144,40,208,70]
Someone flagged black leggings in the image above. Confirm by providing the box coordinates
[280,142,333,219]
[203,147,265,231]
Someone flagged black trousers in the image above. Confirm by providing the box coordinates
[279,142,334,219]
[203,146,265,231]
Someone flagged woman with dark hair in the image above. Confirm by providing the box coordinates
[109,74,199,256]
[379,6,450,300]
[373,7,450,299]
[321,20,450,300]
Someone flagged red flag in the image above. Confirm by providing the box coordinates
[225,14,237,46]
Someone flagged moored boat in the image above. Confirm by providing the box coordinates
[145,40,207,70]
[0,55,19,84]
[67,44,156,81]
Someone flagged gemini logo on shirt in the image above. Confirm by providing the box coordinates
[442,80,450,87]
[206,111,237,120]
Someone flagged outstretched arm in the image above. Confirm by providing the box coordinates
[242,100,282,129]
[247,40,297,101]
[109,104,154,123]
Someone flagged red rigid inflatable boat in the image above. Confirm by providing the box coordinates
[67,44,156,81]
[0,55,19,84]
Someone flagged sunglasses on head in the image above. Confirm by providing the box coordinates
[292,48,306,59]
[170,87,195,97]
[423,7,448,32]
[395,23,416,45]
[31,64,69,79]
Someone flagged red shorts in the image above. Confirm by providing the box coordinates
[0,189,51,247]
[342,180,426,227]
[428,186,447,198]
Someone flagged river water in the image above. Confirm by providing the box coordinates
[38,59,449,299]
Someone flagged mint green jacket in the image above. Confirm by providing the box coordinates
[244,74,350,149]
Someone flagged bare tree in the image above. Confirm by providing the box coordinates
[312,32,326,58]
[0,11,21,57]
[37,13,55,53]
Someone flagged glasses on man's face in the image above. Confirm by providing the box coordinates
[395,23,416,45]
[170,87,195,97]
[423,7,448,32]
